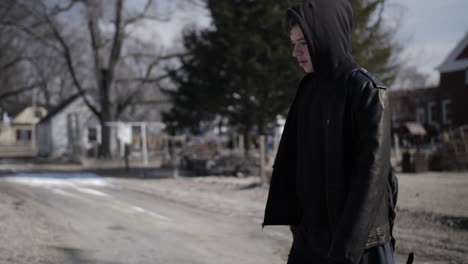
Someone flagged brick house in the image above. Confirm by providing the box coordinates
[436,31,468,130]
[390,31,468,140]
[388,31,468,170]
[389,87,439,146]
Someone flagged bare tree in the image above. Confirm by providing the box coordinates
[1,0,192,156]
[0,0,78,113]
[392,65,431,89]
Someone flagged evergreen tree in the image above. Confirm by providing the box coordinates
[164,0,401,147]
[164,0,302,149]
[351,0,400,84]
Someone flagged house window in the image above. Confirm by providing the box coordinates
[442,99,452,125]
[416,107,426,124]
[34,110,43,119]
[16,129,32,141]
[88,128,97,142]
[427,101,440,131]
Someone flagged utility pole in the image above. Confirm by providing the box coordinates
[141,123,148,165]
[259,135,266,184]
[31,88,37,154]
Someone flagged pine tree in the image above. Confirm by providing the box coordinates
[164,0,401,147]
[351,0,400,85]
[164,0,302,149]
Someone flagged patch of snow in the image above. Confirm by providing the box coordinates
[130,206,170,221]
[2,172,111,188]
[75,187,110,197]
[51,188,89,201]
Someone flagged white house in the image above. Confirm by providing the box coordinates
[37,94,101,160]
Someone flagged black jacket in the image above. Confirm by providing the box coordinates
[263,1,395,263]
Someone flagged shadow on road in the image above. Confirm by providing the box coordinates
[52,246,120,264]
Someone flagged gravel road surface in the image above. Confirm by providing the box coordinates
[0,172,288,264]
[0,170,467,263]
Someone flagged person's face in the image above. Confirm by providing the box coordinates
[290,25,314,73]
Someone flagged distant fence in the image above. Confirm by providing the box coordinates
[0,144,37,158]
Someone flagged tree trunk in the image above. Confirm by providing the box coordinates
[242,128,250,157]
[99,69,112,157]
[257,117,266,137]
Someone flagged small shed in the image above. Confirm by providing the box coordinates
[37,94,101,160]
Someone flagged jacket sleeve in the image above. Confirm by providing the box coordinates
[327,81,391,264]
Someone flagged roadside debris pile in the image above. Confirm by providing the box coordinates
[179,142,260,177]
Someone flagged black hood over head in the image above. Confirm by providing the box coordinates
[288,0,358,79]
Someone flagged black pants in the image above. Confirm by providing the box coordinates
[287,226,394,264]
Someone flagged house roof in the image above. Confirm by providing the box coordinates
[13,106,48,125]
[437,31,468,73]
[0,103,30,118]
[39,93,84,123]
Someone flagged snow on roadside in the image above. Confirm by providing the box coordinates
[2,172,112,188]
[130,206,171,221]
[75,187,111,197]
[1,172,115,199]
[1,172,172,222]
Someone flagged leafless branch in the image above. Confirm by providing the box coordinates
[116,89,139,117]
[49,0,81,17]
[43,12,101,119]
[28,58,53,108]
[1,21,61,52]
[0,0,16,19]
[0,82,44,101]
[114,74,170,84]
[124,52,187,60]
[113,50,183,115]
[123,0,171,27]
[15,0,80,36]
[124,0,151,26]
[114,54,171,117]
[1,56,29,71]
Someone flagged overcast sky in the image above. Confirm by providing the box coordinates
[141,0,468,86]
[388,0,468,84]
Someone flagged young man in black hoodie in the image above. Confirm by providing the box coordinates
[263,1,397,264]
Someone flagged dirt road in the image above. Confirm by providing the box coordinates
[0,172,290,264]
[1,171,467,264]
